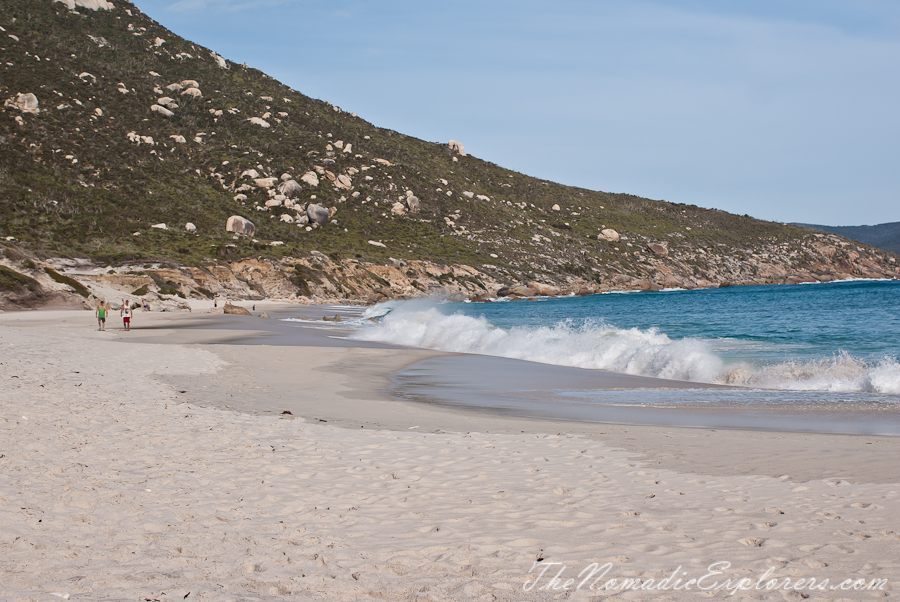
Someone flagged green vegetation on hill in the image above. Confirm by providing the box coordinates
[0,0,897,294]
[0,264,40,293]
[44,266,90,296]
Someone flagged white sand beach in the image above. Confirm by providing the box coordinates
[1,307,899,601]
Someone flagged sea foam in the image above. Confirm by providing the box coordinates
[353,301,900,395]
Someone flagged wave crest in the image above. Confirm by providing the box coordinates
[355,303,722,382]
[720,353,900,394]
[352,302,900,395]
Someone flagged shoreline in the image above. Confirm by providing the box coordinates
[2,306,899,600]
[4,306,900,483]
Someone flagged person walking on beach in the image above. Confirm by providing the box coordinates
[96,301,107,331]
[214,299,217,309]
[121,300,132,331]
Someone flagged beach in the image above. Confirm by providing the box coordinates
[1,305,899,601]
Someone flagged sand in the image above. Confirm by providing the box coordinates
[1,307,898,601]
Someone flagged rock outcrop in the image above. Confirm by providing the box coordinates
[5,93,39,114]
[647,243,669,257]
[278,179,303,198]
[54,0,114,11]
[598,229,620,242]
[528,281,560,296]
[223,303,251,315]
[448,140,466,156]
[498,284,537,297]
[307,204,329,226]
[225,215,255,236]
[150,104,174,117]
[254,177,278,189]
[211,52,228,69]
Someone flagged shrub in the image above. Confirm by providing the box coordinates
[0,265,41,293]
[44,267,89,297]
[290,265,324,296]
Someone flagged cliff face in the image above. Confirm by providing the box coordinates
[0,0,897,308]
[3,230,896,310]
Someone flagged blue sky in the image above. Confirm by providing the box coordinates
[133,0,900,226]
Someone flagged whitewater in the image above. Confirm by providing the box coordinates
[350,280,900,397]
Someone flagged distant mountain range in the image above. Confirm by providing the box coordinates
[794,222,900,255]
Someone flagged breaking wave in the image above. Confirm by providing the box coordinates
[352,302,900,395]
[721,352,900,394]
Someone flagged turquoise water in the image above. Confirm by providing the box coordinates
[287,279,900,433]
[463,280,900,367]
[354,280,900,395]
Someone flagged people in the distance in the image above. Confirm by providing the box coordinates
[121,300,132,331]
[96,301,107,331]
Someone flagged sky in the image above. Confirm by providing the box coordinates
[131,0,900,226]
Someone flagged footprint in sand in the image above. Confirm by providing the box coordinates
[739,537,766,546]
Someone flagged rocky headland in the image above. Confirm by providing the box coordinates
[2,227,897,311]
[0,0,897,310]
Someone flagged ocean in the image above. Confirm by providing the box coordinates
[301,279,900,434]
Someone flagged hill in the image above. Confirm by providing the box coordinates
[795,222,900,255]
[1,0,898,308]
